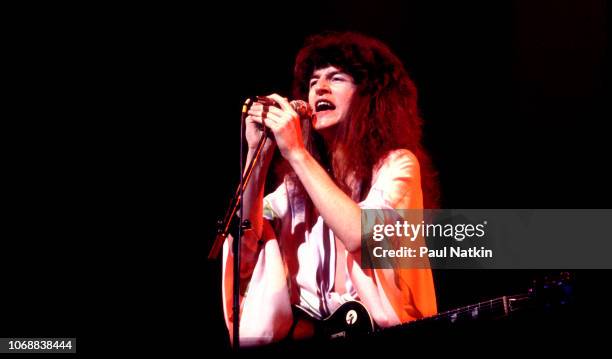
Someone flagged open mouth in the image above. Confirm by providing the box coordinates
[315,99,336,113]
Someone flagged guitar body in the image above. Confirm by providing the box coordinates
[293,301,374,340]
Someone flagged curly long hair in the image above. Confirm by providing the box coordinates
[289,31,439,208]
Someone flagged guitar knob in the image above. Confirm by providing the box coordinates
[345,310,358,325]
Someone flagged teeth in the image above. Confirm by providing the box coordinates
[316,100,335,111]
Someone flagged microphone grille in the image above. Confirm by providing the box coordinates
[290,100,314,119]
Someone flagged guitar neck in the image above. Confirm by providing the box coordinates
[439,293,531,321]
[394,293,532,331]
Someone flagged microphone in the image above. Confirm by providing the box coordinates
[255,96,314,120]
[290,99,314,120]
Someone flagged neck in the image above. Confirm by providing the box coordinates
[318,125,337,149]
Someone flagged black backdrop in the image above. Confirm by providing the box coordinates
[2,0,609,355]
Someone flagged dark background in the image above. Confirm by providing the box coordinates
[2,0,609,355]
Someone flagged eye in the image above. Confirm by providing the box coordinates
[309,79,318,88]
[332,76,345,82]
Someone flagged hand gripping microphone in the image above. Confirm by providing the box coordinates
[255,96,314,120]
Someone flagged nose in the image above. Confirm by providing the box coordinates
[313,79,331,96]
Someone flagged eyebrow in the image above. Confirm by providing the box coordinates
[310,70,347,80]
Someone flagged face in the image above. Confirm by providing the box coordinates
[308,66,356,131]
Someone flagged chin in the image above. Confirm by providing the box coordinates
[313,116,340,131]
[313,122,332,131]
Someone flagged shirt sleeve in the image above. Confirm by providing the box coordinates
[360,148,423,210]
[221,181,294,345]
[263,182,289,222]
[348,149,437,327]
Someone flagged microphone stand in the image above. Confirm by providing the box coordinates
[208,98,269,350]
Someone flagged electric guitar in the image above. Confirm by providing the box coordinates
[297,272,573,341]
